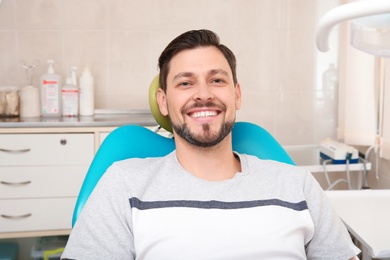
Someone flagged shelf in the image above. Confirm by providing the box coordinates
[284,145,371,173]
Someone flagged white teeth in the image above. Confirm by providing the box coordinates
[191,111,217,118]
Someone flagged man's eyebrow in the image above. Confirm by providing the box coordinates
[173,72,193,81]
[209,69,229,77]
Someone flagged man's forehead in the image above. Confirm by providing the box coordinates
[167,47,231,79]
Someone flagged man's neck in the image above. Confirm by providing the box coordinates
[175,135,241,181]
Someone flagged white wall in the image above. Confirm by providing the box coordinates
[0,0,340,146]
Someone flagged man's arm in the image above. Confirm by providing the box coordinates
[61,164,135,259]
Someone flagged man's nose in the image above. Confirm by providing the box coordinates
[194,82,214,101]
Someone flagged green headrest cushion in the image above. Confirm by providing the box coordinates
[148,74,173,133]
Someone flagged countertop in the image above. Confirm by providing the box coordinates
[326,189,390,258]
[0,110,158,128]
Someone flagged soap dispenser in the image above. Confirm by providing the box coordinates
[40,60,62,117]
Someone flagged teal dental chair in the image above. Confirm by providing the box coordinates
[71,75,295,227]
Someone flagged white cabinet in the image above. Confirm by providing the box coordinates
[0,198,76,233]
[0,112,157,238]
[99,132,109,145]
[0,123,161,238]
[0,133,94,237]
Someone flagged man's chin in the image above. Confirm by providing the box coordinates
[171,121,234,148]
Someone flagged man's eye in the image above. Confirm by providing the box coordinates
[179,82,190,87]
[213,79,225,84]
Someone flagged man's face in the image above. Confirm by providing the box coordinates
[157,46,241,147]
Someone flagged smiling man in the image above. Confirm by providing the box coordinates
[157,44,241,181]
[62,30,360,260]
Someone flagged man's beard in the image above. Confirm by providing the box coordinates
[171,119,235,148]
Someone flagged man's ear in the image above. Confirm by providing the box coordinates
[235,83,242,110]
[156,88,168,116]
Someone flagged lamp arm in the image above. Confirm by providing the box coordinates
[316,0,390,52]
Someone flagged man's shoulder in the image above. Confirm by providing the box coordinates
[113,152,172,170]
[239,153,307,175]
[239,153,293,167]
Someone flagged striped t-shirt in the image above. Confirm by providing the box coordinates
[62,152,360,259]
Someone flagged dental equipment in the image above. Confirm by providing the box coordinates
[319,138,359,164]
[316,0,390,58]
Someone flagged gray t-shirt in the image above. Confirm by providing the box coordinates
[62,152,360,259]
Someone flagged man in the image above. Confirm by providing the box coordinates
[62,29,360,259]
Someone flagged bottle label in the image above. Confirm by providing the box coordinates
[42,80,60,114]
[62,88,79,116]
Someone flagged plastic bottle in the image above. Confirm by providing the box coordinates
[322,64,338,92]
[62,67,79,117]
[322,63,339,132]
[70,66,77,86]
[40,60,62,117]
[79,67,94,116]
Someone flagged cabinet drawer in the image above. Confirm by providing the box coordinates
[0,197,75,233]
[0,165,88,198]
[0,133,94,166]
[99,132,109,145]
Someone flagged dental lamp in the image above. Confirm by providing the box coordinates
[316,0,390,183]
[316,0,390,57]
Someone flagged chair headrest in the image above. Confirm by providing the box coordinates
[148,74,173,133]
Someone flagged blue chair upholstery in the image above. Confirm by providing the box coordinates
[72,122,295,226]
[232,122,295,165]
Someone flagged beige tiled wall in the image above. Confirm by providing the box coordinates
[0,0,338,146]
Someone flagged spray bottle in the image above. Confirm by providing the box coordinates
[40,60,62,116]
[62,66,79,117]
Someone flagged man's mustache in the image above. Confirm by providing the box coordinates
[182,101,226,114]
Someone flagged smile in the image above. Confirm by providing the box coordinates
[189,110,218,118]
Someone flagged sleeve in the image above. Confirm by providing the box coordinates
[303,171,361,260]
[61,164,135,260]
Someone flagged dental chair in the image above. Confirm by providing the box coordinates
[71,75,295,227]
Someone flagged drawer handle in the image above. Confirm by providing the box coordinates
[1,213,32,219]
[0,148,31,154]
[1,181,31,186]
